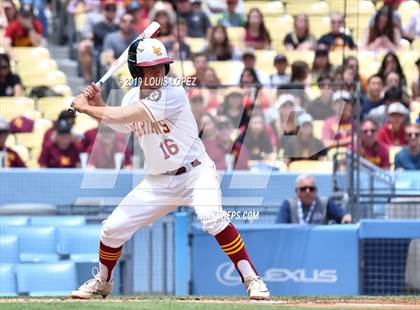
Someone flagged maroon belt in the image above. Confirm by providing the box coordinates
[163,159,201,176]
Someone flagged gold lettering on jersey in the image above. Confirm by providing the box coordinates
[132,120,171,138]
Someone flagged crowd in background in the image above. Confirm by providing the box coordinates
[0,0,419,171]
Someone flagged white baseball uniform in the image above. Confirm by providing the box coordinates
[102,78,229,248]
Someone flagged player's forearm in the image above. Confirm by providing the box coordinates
[80,104,150,124]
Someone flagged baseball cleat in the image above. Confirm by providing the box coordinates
[70,269,113,299]
[244,276,270,300]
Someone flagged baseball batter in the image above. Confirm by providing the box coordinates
[69,38,269,300]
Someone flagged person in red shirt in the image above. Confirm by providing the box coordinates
[0,118,26,168]
[38,120,81,168]
[4,4,42,52]
[360,118,390,169]
[377,102,408,147]
[83,125,132,169]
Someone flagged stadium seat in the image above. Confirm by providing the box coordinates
[312,120,324,140]
[9,145,29,164]
[57,225,102,262]
[398,0,419,26]
[37,96,73,121]
[306,1,330,15]
[244,1,285,16]
[208,61,243,85]
[34,118,53,135]
[309,16,331,39]
[0,235,19,263]
[30,216,86,226]
[249,160,288,172]
[285,0,320,16]
[0,216,29,226]
[12,47,50,62]
[389,146,402,170]
[288,160,333,173]
[73,114,98,133]
[0,97,35,122]
[47,71,67,87]
[5,134,16,147]
[16,262,77,296]
[52,85,73,97]
[15,132,44,150]
[184,37,205,54]
[226,27,245,47]
[171,61,195,78]
[0,264,17,296]
[0,226,59,262]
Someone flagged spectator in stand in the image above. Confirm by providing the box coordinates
[359,118,390,169]
[218,88,246,130]
[331,65,345,92]
[276,174,352,224]
[239,68,271,110]
[412,58,420,100]
[368,86,403,127]
[164,18,191,61]
[218,0,245,27]
[364,5,401,51]
[287,60,310,91]
[203,25,238,61]
[0,118,26,168]
[201,67,224,113]
[190,94,205,127]
[384,71,402,91]
[377,102,409,147]
[322,90,354,149]
[78,0,119,83]
[129,0,155,33]
[188,52,209,87]
[200,114,248,170]
[344,56,367,93]
[149,1,175,44]
[361,74,384,116]
[283,13,316,51]
[239,67,261,88]
[270,54,290,87]
[103,13,139,66]
[242,8,271,50]
[42,110,77,148]
[236,111,275,161]
[318,11,356,51]
[230,48,270,86]
[370,1,403,32]
[377,52,407,88]
[0,53,23,97]
[84,125,132,169]
[39,120,81,168]
[274,94,300,150]
[306,74,335,120]
[403,11,420,42]
[395,124,420,170]
[176,0,211,38]
[0,0,18,28]
[3,4,42,54]
[311,48,333,82]
[283,113,327,165]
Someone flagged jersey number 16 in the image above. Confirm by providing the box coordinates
[159,139,179,159]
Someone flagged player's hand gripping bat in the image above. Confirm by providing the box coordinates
[68,21,161,113]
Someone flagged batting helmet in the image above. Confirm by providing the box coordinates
[127,38,173,79]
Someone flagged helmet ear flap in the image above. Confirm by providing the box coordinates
[164,64,170,75]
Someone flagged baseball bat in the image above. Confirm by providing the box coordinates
[68,21,161,113]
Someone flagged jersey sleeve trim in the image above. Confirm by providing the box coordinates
[139,100,158,123]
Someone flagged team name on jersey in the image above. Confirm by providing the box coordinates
[131,120,170,138]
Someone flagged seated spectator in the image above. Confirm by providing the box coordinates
[236,111,275,161]
[412,58,420,100]
[164,18,191,61]
[42,110,77,148]
[3,4,42,52]
[38,120,81,168]
[187,52,209,87]
[311,48,333,82]
[84,125,132,169]
[344,56,367,93]
[283,113,327,165]
[201,67,224,112]
[177,0,211,38]
[78,0,119,83]
[359,118,390,169]
[275,174,352,224]
[218,88,246,129]
[0,53,23,97]
[364,5,401,51]
[242,8,271,50]
[361,74,384,117]
[377,102,409,147]
[370,1,402,30]
[129,0,154,33]
[322,90,354,149]
[0,0,18,28]
[283,13,316,51]
[0,118,26,167]
[318,11,356,51]
[190,94,205,127]
[287,60,310,90]
[331,65,345,92]
[273,94,300,149]
[230,48,270,86]
[149,1,175,44]
[203,25,238,61]
[306,74,335,120]
[395,124,420,170]
[403,10,420,42]
[200,114,248,170]
[239,68,271,110]
[217,0,245,27]
[368,86,403,127]
[270,54,290,87]
[377,52,407,88]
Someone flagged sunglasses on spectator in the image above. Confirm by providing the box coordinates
[105,5,116,12]
[331,20,343,24]
[362,129,376,134]
[406,132,420,138]
[298,186,317,192]
[0,65,9,69]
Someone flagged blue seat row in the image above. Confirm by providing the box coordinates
[0,263,77,296]
[0,216,86,227]
[0,225,102,263]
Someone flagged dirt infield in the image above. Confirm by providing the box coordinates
[1,296,419,309]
